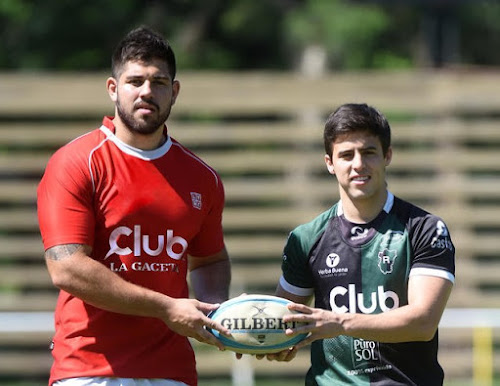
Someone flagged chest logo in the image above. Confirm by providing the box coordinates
[105,225,188,260]
[318,253,348,278]
[190,192,202,210]
[378,249,397,274]
[330,284,399,314]
[351,226,368,241]
[326,253,340,268]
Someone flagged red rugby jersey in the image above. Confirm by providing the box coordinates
[37,117,225,385]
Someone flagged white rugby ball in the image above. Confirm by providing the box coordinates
[207,294,307,354]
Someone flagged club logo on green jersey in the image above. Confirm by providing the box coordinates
[378,248,397,274]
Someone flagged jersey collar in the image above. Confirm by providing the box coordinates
[337,191,394,217]
[99,116,172,160]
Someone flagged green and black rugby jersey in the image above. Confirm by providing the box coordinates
[280,192,455,386]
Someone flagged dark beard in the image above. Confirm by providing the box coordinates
[116,99,171,135]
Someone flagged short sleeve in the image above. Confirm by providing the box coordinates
[409,214,455,281]
[37,147,95,250]
[281,230,315,292]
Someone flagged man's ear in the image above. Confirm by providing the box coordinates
[171,79,180,106]
[385,146,393,167]
[106,77,118,103]
[325,154,335,175]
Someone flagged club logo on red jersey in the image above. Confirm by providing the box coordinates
[190,192,202,210]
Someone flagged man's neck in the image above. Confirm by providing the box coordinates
[113,120,166,150]
[339,190,388,224]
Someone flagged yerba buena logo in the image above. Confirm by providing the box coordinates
[326,253,340,268]
[318,253,348,277]
[105,225,188,260]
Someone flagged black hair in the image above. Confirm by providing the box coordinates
[323,103,391,157]
[111,26,176,80]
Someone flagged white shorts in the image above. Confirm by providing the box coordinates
[53,378,188,386]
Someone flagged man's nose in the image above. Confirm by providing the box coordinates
[352,152,364,169]
[139,80,153,97]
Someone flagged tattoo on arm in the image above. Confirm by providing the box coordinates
[45,244,88,261]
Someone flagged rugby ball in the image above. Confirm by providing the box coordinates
[207,294,307,354]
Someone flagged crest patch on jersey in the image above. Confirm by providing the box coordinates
[378,249,397,274]
[190,192,202,210]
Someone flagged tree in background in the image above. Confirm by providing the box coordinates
[283,0,389,75]
[0,0,499,71]
[459,1,500,66]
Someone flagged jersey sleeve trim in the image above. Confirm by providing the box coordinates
[279,275,314,297]
[409,267,455,284]
[88,137,110,193]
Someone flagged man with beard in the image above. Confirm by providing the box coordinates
[37,26,231,386]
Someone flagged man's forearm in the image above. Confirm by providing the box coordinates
[45,245,171,319]
[190,258,231,304]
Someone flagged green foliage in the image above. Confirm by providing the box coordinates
[0,0,31,21]
[0,0,145,69]
[175,0,285,70]
[284,0,389,69]
[373,52,413,69]
[459,2,500,65]
[0,0,498,71]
